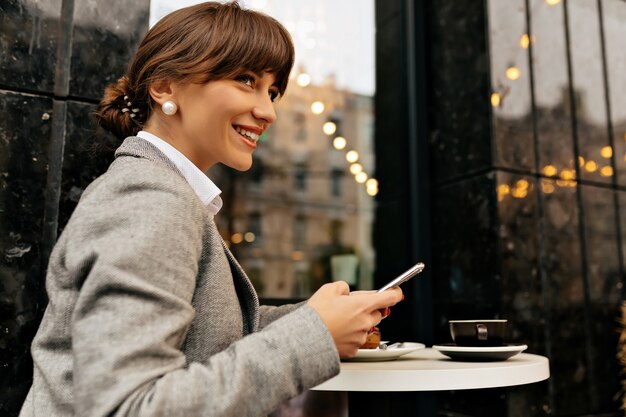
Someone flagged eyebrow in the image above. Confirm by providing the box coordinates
[251,69,280,89]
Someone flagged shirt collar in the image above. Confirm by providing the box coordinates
[136,130,223,216]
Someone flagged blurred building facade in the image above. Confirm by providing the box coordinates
[210,79,376,298]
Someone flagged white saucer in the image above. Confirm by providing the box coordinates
[343,342,426,362]
[432,343,528,361]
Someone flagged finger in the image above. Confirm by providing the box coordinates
[370,310,384,327]
[378,307,391,317]
[349,290,376,296]
[331,281,350,295]
[364,288,404,310]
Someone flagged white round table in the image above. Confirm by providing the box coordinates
[313,347,550,392]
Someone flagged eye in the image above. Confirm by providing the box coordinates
[268,89,280,102]
[236,74,255,87]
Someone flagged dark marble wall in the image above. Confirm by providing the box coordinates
[0,1,149,415]
[422,0,626,415]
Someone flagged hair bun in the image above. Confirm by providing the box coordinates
[94,76,143,140]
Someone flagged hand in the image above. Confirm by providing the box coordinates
[307,282,403,358]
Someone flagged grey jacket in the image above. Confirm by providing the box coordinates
[20,137,340,417]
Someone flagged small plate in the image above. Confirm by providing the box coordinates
[432,343,528,361]
[343,342,426,362]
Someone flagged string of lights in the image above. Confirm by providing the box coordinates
[296,71,379,197]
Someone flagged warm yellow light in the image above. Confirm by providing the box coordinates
[366,178,378,191]
[506,66,521,81]
[578,156,585,167]
[355,172,368,183]
[366,187,378,197]
[543,165,557,176]
[560,169,575,180]
[323,121,337,135]
[497,184,510,202]
[520,34,530,49]
[349,163,363,175]
[333,136,347,150]
[296,73,311,87]
[291,251,304,261]
[585,160,598,172]
[541,180,555,194]
[311,101,325,114]
[511,187,528,199]
[346,150,359,163]
[491,93,501,107]
[600,166,614,177]
[244,232,255,242]
[545,0,561,5]
[556,179,576,187]
[231,233,243,244]
[601,146,613,158]
[516,179,529,189]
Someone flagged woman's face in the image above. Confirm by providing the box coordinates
[156,71,279,172]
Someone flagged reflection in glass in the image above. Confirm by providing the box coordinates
[488,0,534,171]
[568,0,611,184]
[530,0,575,173]
[601,0,626,185]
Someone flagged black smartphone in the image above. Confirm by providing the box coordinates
[377,262,425,292]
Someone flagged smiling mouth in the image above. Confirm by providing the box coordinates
[234,125,260,145]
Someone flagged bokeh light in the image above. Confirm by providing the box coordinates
[231,233,243,244]
[491,92,501,107]
[355,172,368,183]
[333,136,347,150]
[601,146,613,159]
[349,163,363,175]
[311,101,325,114]
[323,121,337,135]
[506,66,521,80]
[296,73,311,87]
[543,165,557,176]
[346,150,359,163]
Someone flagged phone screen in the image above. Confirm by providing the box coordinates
[377,262,425,292]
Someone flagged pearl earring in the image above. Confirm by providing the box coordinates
[162,100,178,116]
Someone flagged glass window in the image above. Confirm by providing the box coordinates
[293,163,307,192]
[330,169,343,197]
[293,112,308,141]
[293,215,306,250]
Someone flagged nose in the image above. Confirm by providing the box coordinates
[252,95,277,125]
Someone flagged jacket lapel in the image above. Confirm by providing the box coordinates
[220,238,260,333]
[115,136,261,333]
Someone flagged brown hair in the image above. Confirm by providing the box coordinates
[94,1,295,140]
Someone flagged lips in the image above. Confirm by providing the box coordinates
[234,125,261,144]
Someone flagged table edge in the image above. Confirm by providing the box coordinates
[313,352,550,392]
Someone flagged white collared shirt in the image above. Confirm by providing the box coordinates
[136,130,223,216]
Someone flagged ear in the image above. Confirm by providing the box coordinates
[148,78,175,106]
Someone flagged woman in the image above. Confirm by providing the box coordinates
[20,2,402,416]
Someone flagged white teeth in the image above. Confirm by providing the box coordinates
[235,126,259,141]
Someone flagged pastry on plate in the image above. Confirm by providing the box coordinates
[360,326,381,349]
